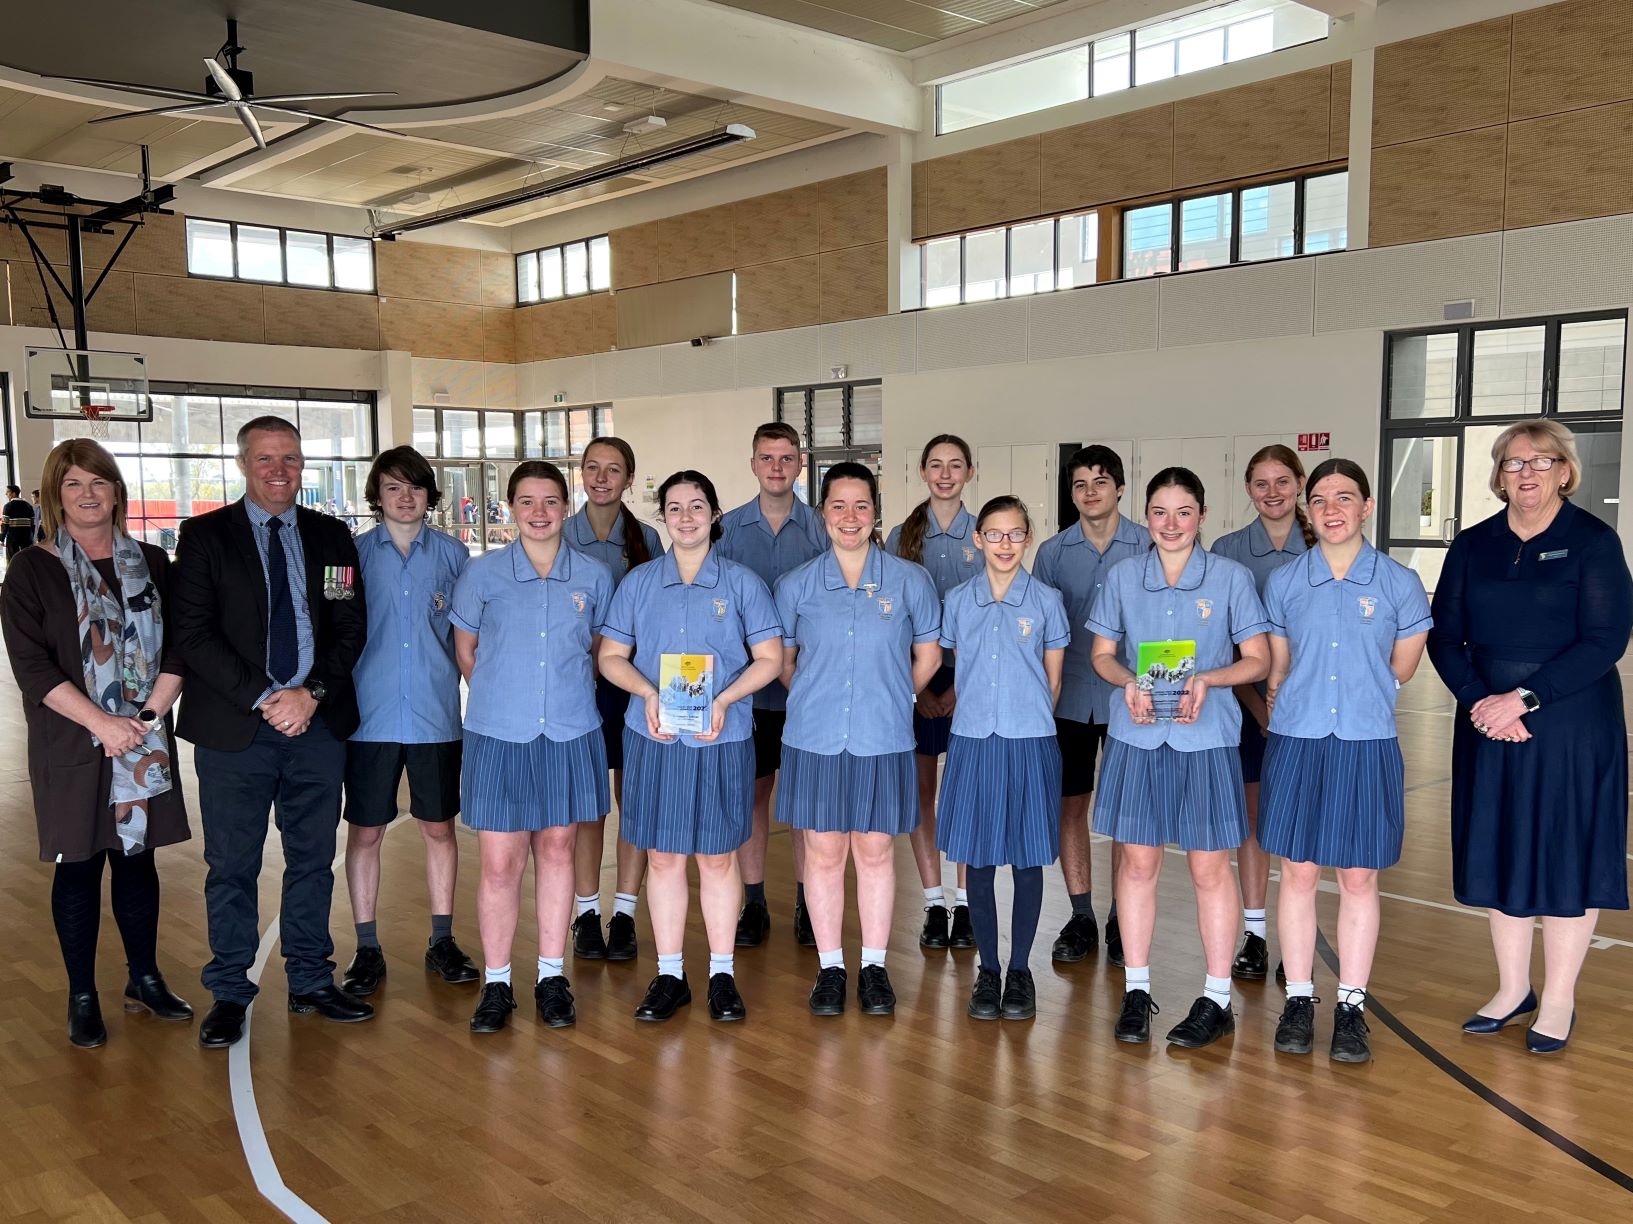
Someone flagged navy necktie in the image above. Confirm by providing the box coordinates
[265,516,298,684]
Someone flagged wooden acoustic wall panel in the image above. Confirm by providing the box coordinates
[733,183,820,267]
[1330,60,1352,160]
[911,161,928,240]
[925,135,1041,236]
[1505,101,1633,230]
[1174,68,1332,189]
[1369,126,1509,247]
[819,168,887,251]
[482,306,517,364]
[1372,17,1512,147]
[1040,106,1173,215]
[108,213,187,277]
[1510,0,1633,120]
[377,240,484,304]
[658,205,737,281]
[379,297,485,361]
[819,242,887,324]
[611,222,662,289]
[516,293,615,362]
[263,286,380,350]
[9,263,136,335]
[737,256,822,334]
[480,250,517,308]
[134,273,265,344]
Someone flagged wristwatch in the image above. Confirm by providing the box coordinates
[304,678,329,703]
[137,708,158,724]
[1517,687,1541,713]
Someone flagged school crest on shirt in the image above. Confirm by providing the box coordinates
[711,598,729,620]
[877,596,894,620]
[570,591,588,615]
[962,546,976,564]
[1358,596,1377,619]
[1017,616,1034,637]
[1195,598,1213,620]
[430,590,447,612]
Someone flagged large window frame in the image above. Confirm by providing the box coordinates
[775,381,883,506]
[516,236,612,305]
[184,218,375,292]
[919,212,1101,308]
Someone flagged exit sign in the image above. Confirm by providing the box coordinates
[1298,432,1330,452]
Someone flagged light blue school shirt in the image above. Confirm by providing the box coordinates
[244,498,313,701]
[1211,517,1309,596]
[600,548,783,749]
[1032,514,1150,725]
[351,523,469,744]
[1265,541,1432,742]
[884,505,983,602]
[1087,547,1270,752]
[563,507,665,590]
[449,542,611,744]
[717,496,828,712]
[777,545,941,757]
[939,569,1071,740]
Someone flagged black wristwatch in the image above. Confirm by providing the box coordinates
[137,708,159,724]
[304,679,329,703]
[1517,687,1540,713]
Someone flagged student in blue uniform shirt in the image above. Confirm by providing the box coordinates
[563,436,665,966]
[936,496,1068,1022]
[340,448,475,1000]
[1261,459,1430,1064]
[885,434,984,952]
[1089,467,1270,1050]
[1211,444,1313,986]
[1031,444,1148,966]
[716,422,828,949]
[600,470,783,1024]
[776,463,942,1017]
[451,461,614,1035]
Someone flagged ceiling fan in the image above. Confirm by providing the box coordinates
[50,18,398,150]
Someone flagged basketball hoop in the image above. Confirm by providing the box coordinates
[81,403,114,440]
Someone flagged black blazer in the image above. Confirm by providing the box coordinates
[170,499,367,751]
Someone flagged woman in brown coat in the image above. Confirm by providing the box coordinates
[1,438,192,1047]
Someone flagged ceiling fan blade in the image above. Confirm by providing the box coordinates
[88,101,227,123]
[205,56,243,102]
[47,73,215,104]
[249,105,402,139]
[236,103,268,149]
[248,91,397,104]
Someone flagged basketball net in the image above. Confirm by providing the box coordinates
[81,404,113,440]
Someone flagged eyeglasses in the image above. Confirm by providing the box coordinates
[980,528,1029,544]
[1499,455,1560,473]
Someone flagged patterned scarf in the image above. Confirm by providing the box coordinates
[57,528,171,854]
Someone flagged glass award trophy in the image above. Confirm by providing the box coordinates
[1135,639,1197,720]
[658,653,714,736]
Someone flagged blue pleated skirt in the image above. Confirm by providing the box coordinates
[777,746,917,835]
[620,731,754,855]
[936,734,1061,869]
[461,729,610,832]
[1093,739,1247,851]
[1259,733,1404,870]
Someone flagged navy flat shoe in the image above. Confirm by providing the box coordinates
[1461,988,1537,1034]
[1525,1012,1576,1055]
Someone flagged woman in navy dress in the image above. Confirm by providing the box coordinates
[563,436,665,964]
[1428,421,1632,1054]
[598,471,783,1024]
[936,496,1069,1022]
[451,461,614,1034]
[776,463,941,1017]
[1260,459,1431,1064]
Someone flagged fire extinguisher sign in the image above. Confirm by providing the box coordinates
[1297,432,1331,452]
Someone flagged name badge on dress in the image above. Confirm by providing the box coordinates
[323,565,357,600]
[1538,549,1569,561]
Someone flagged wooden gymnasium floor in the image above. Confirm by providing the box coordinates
[1,664,1631,1223]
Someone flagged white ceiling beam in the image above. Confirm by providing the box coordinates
[1300,1,1375,16]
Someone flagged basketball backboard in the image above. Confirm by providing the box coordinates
[24,347,154,422]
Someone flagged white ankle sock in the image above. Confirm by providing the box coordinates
[1337,982,1367,1009]
[613,892,638,918]
[923,887,943,909]
[1124,964,1151,995]
[1285,979,1315,999]
[861,946,886,968]
[818,948,845,970]
[1243,908,1267,938]
[657,953,683,980]
[537,956,564,982]
[484,964,512,986]
[1204,974,1233,1009]
[954,887,968,907]
[708,952,734,978]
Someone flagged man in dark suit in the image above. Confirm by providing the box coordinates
[171,415,371,1047]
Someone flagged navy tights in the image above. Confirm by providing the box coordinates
[965,864,1044,975]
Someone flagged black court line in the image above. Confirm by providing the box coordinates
[1313,929,1633,1197]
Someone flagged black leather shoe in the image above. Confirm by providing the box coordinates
[1231,932,1269,981]
[1105,913,1124,968]
[635,973,692,1021]
[1330,1002,1371,1063]
[948,904,976,950]
[919,904,951,949]
[1274,995,1318,1055]
[792,902,816,948]
[572,912,608,959]
[469,982,516,1033]
[606,912,639,961]
[424,937,479,984]
[1114,989,1158,1044]
[123,973,193,1021]
[1166,996,1235,1049]
[534,976,576,1028]
[288,985,374,1023]
[68,992,107,1048]
[707,973,747,1022]
[968,967,1002,1020]
[1275,960,1286,986]
[1000,969,1037,1020]
[341,946,387,996]
[858,964,896,1016]
[199,999,247,1048]
[1462,988,1537,1034]
[1051,912,1099,963]
[809,966,847,1016]
[735,900,770,948]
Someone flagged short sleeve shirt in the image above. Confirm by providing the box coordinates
[776,546,940,757]
[600,548,783,749]
[1032,514,1150,725]
[1087,547,1270,751]
[449,542,611,744]
[1211,517,1309,596]
[1265,542,1432,742]
[717,496,828,711]
[563,508,665,590]
[885,505,984,603]
[940,569,1071,740]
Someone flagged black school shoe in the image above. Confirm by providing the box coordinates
[534,976,576,1028]
[469,982,516,1033]
[1165,996,1235,1049]
[572,912,608,959]
[967,968,1003,1020]
[735,900,770,948]
[792,903,816,948]
[809,966,846,1015]
[1330,1002,1371,1063]
[948,905,976,950]
[1230,932,1269,981]
[606,912,639,962]
[707,973,747,1022]
[68,992,107,1049]
[1000,969,1037,1020]
[425,937,479,984]
[919,905,951,949]
[341,946,386,996]
[634,973,691,1022]
[1051,912,1099,963]
[1114,990,1158,1044]
[1105,913,1124,968]
[1274,995,1318,1055]
[857,965,896,1015]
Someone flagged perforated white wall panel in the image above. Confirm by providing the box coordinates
[592,347,663,400]
[734,326,823,390]
[1500,217,1633,318]
[1314,233,1504,333]
[915,298,1029,372]
[516,355,594,407]
[411,357,485,408]
[819,314,918,380]
[661,338,739,395]
[481,362,518,409]
[1027,280,1159,362]
[1158,259,1316,348]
